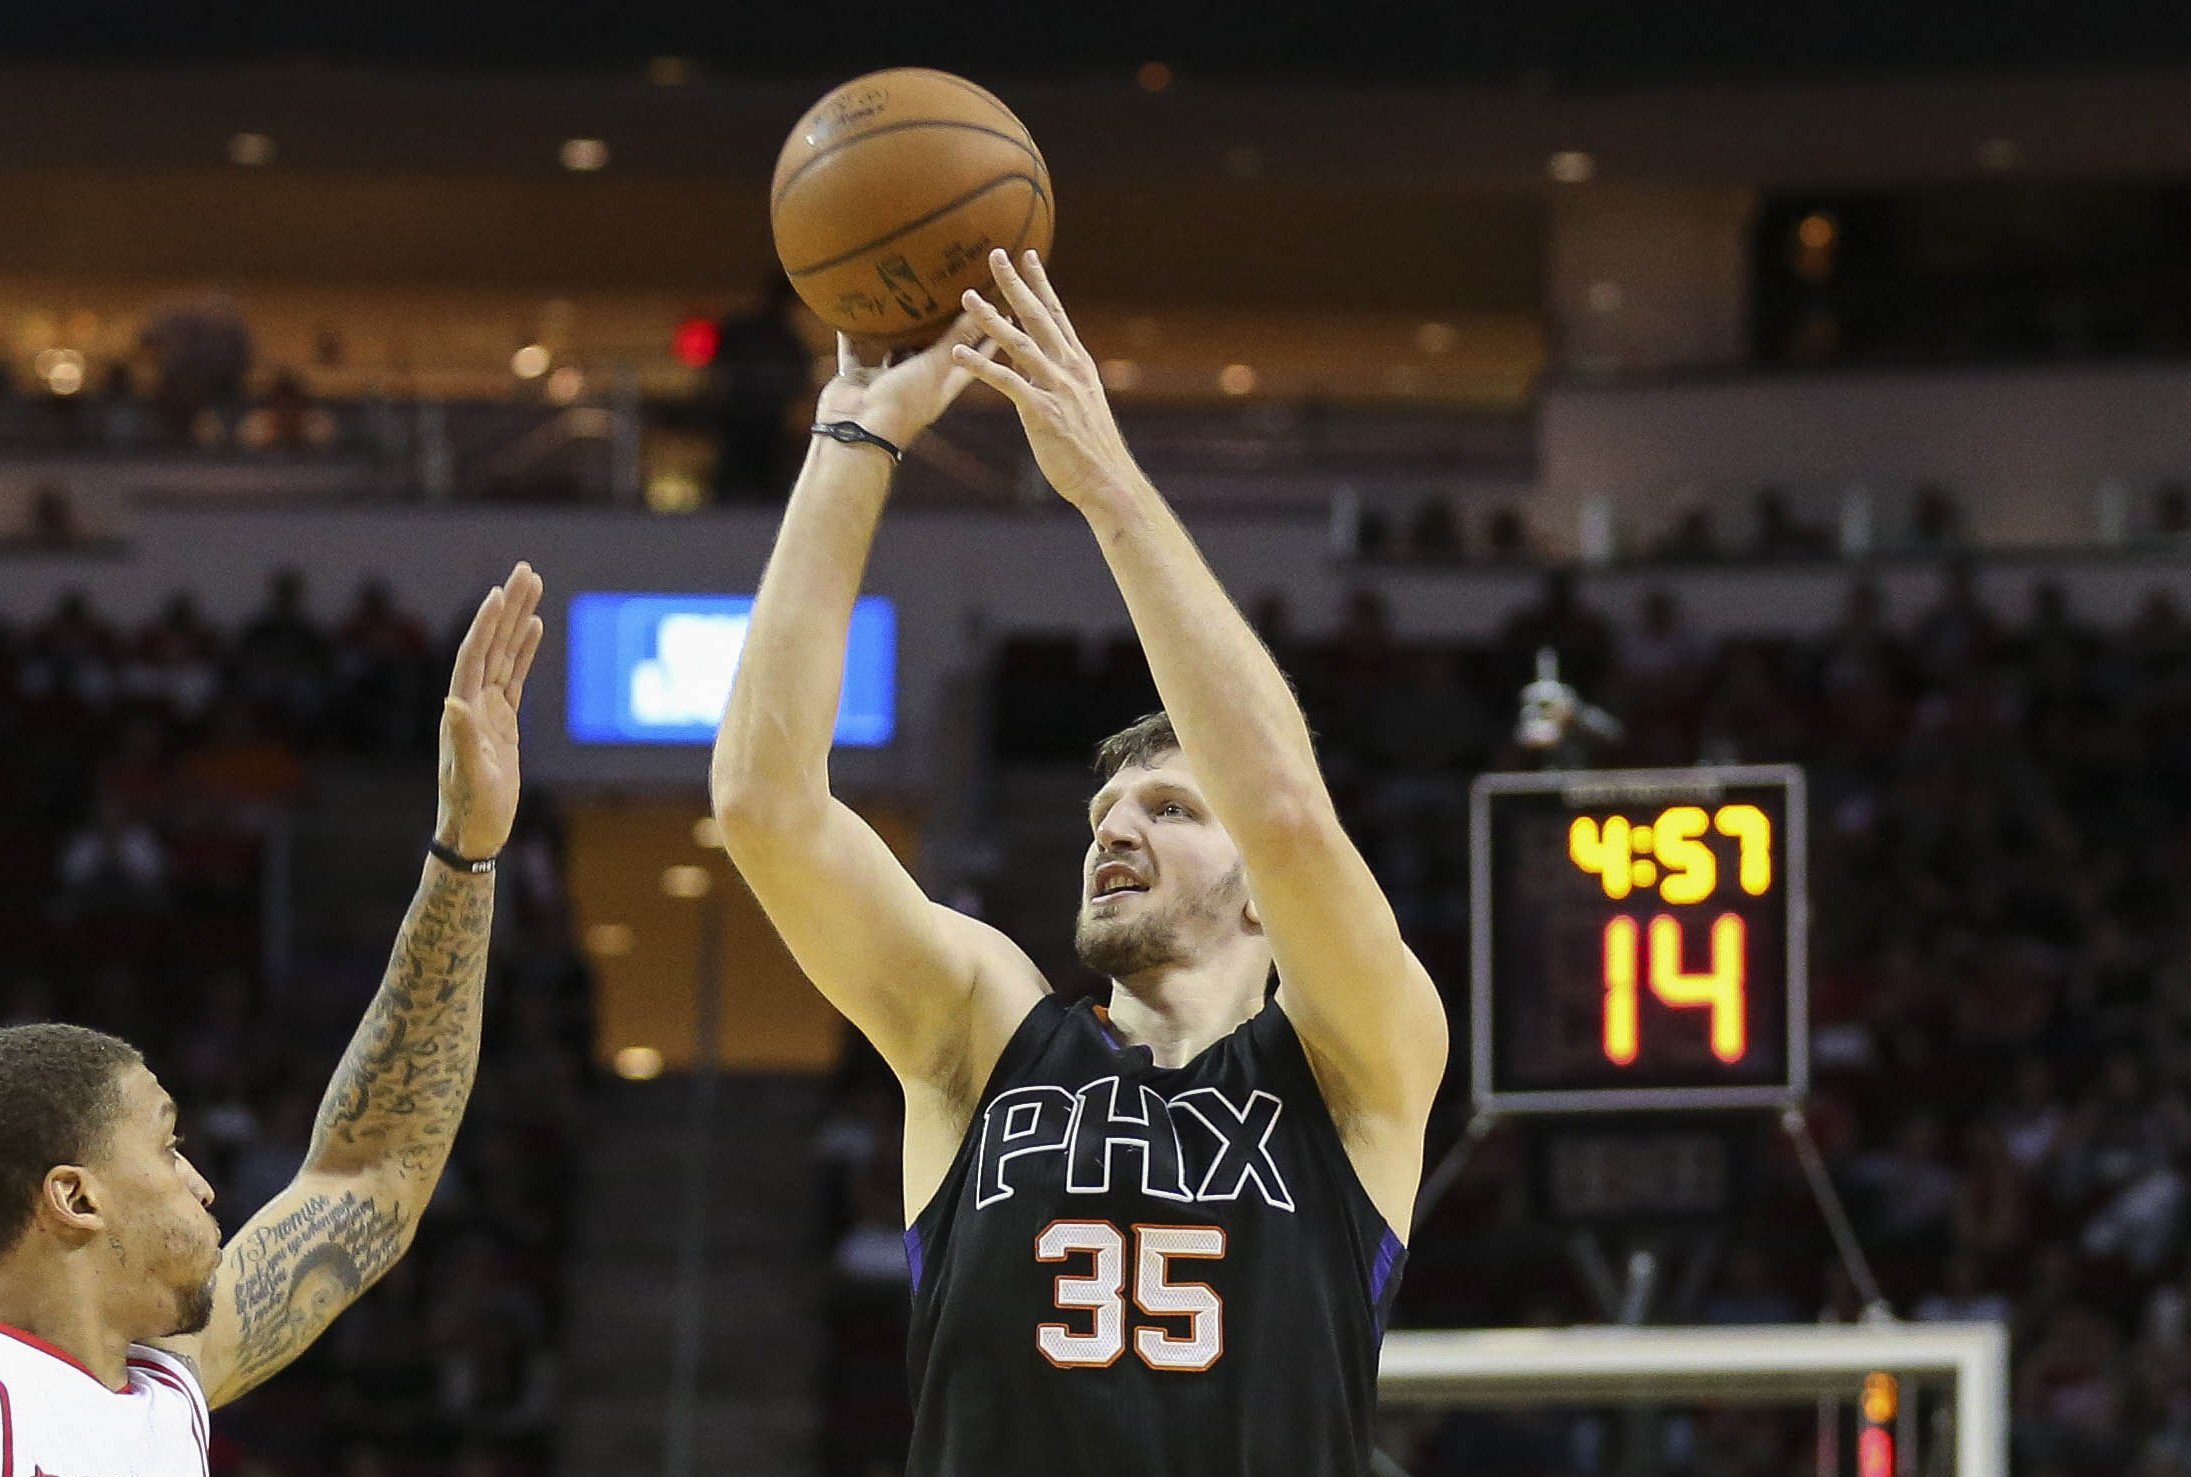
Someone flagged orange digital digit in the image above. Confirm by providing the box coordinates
[1603,916,1640,1065]
[1601,913,1749,1067]
[1713,804,1773,894]
[1649,914,1747,1062]
[1650,805,1716,904]
[1569,815,1635,900]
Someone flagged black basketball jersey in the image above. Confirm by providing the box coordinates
[903,993,1406,1476]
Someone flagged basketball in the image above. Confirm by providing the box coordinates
[770,68,1055,349]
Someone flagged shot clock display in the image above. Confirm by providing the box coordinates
[1470,766,1808,1113]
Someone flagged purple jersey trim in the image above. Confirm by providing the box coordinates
[1369,1226,1404,1334]
[904,1225,927,1294]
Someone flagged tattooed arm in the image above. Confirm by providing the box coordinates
[155,562,546,1408]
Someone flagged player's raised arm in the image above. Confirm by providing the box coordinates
[709,321,1045,1097]
[954,252,1449,1228]
[155,562,544,1408]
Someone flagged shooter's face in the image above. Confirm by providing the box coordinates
[1074,752,1255,980]
[97,1066,222,1338]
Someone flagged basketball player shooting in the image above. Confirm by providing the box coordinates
[713,250,1447,1474]
[0,562,543,1473]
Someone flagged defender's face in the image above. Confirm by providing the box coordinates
[97,1066,222,1337]
[1075,752,1253,979]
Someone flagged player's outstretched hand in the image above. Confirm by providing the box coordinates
[952,249,1140,511]
[437,561,545,860]
[820,313,999,451]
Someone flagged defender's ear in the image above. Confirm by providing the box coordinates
[1243,895,1262,931]
[41,1165,106,1239]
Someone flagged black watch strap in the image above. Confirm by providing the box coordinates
[811,419,904,464]
[428,838,498,875]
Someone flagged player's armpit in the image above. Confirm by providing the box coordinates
[722,794,1046,1097]
[153,1167,412,1409]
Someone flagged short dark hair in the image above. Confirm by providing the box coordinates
[0,1024,142,1256]
[1093,711,1180,780]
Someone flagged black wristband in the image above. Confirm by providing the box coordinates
[427,838,498,875]
[811,419,904,464]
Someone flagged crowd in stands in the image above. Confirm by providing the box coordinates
[0,572,595,1477]
[817,557,2191,1476]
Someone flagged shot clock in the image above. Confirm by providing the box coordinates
[1471,765,1809,1113]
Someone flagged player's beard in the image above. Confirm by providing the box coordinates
[155,1209,222,1337]
[169,1270,216,1337]
[1074,862,1243,981]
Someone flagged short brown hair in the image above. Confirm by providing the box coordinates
[0,1024,142,1255]
[1093,711,1180,780]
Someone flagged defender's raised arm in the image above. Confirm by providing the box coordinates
[158,562,544,1407]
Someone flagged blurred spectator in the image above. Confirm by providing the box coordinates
[2156,480,2191,538]
[1916,1250,2015,1323]
[1911,482,1965,550]
[18,481,84,547]
[239,369,338,454]
[1483,505,1531,563]
[711,278,813,501]
[1752,484,1830,560]
[16,589,120,713]
[1652,504,1722,563]
[1351,502,1394,560]
[140,288,253,444]
[234,567,332,737]
[1911,555,2001,686]
[53,792,167,922]
[1699,1246,1799,1325]
[1499,568,1614,699]
[1406,496,1463,561]
[333,579,435,751]
[126,593,224,724]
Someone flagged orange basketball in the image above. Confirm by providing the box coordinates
[771,68,1055,350]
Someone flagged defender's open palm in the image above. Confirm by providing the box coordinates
[438,561,545,859]
[952,249,1140,509]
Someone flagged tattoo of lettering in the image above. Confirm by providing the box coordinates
[227,1190,407,1391]
[307,863,495,1180]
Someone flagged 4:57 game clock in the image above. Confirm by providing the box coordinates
[1470,765,1809,1114]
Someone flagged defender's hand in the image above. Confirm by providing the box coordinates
[952,249,1142,511]
[818,313,997,451]
[437,561,545,859]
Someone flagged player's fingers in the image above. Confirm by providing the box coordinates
[504,615,546,711]
[934,311,986,352]
[503,559,542,631]
[508,561,545,639]
[488,563,535,678]
[986,249,1070,361]
[939,339,1004,403]
[951,343,1040,408]
[1019,251,1087,359]
[450,587,500,700]
[959,290,1052,382]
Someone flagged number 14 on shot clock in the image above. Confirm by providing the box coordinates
[1470,766,1809,1114]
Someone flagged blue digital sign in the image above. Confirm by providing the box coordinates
[566,592,896,747]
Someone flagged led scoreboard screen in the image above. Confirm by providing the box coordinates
[1471,765,1808,1113]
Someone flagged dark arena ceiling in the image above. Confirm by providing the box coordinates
[18,0,2191,85]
